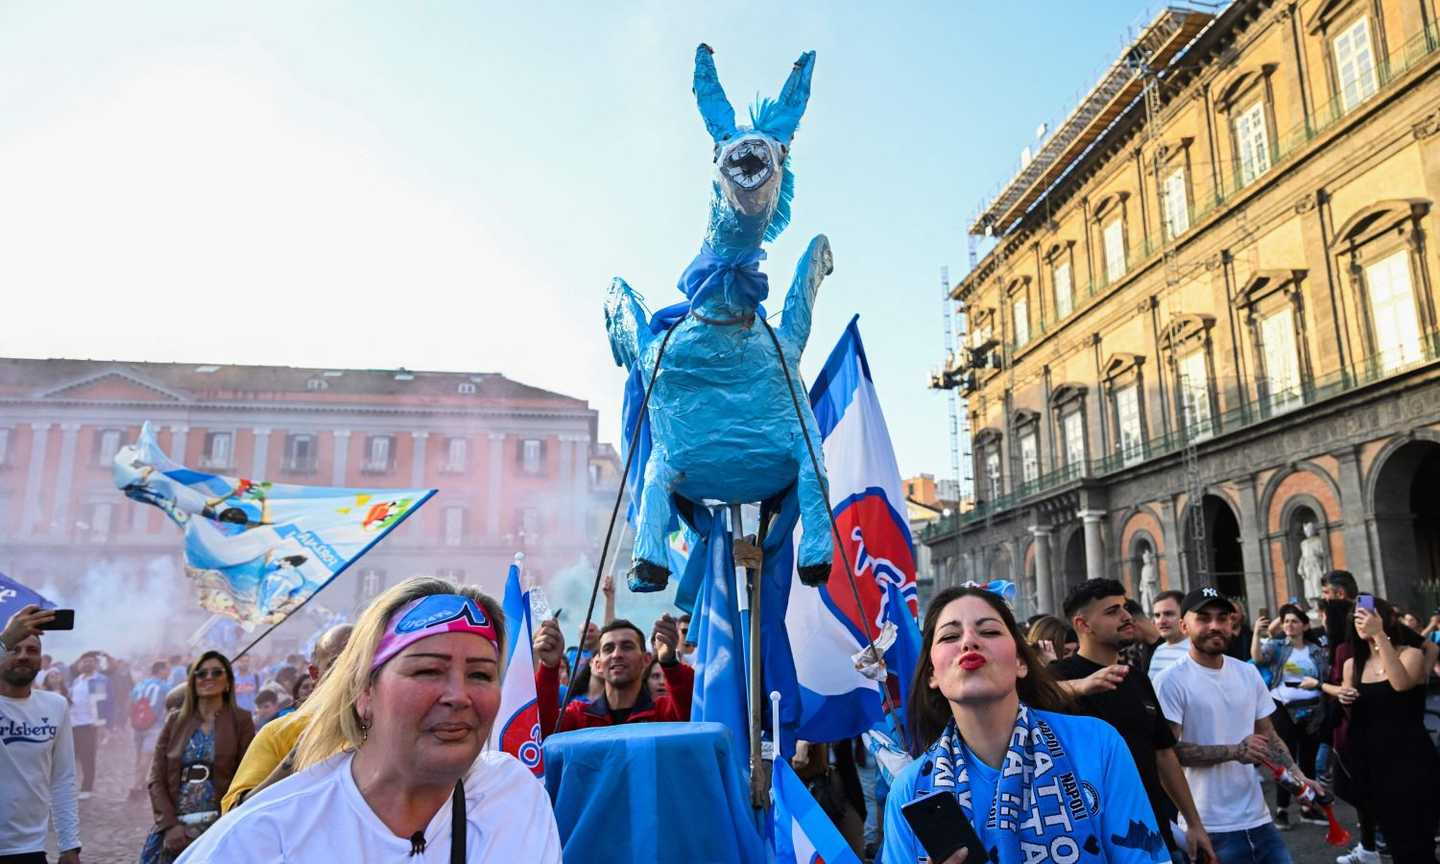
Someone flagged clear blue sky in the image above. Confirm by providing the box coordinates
[1,2,1157,482]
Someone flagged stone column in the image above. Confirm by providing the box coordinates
[1031,525,1055,614]
[410,432,429,488]
[1334,445,1376,592]
[251,428,271,479]
[487,433,505,538]
[1160,497,1185,592]
[570,435,589,544]
[331,430,351,487]
[168,425,189,464]
[1233,476,1269,614]
[20,423,51,536]
[1079,509,1107,581]
[52,424,81,538]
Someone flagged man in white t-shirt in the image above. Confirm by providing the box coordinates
[1155,588,1320,864]
[1147,590,1190,683]
[66,655,104,801]
[0,605,82,863]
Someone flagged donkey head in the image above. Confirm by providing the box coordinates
[693,44,814,255]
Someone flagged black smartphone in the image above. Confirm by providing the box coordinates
[900,791,989,864]
[38,609,74,631]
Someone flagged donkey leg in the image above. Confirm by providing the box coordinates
[628,455,678,592]
[793,439,835,586]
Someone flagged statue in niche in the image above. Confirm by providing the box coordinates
[1297,521,1326,603]
[1139,547,1159,612]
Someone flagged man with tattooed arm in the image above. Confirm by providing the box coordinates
[1155,588,1320,864]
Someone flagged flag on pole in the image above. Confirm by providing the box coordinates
[489,558,544,777]
[689,507,751,767]
[881,579,921,717]
[0,572,55,626]
[770,756,863,864]
[783,316,917,743]
[114,421,434,631]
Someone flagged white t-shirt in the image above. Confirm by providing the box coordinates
[0,690,80,856]
[175,749,562,863]
[1154,654,1274,832]
[1147,639,1189,683]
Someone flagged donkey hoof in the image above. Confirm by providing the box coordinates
[627,560,671,593]
[797,562,831,587]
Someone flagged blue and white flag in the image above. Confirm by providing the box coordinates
[784,316,917,744]
[0,572,55,628]
[488,558,544,777]
[689,508,751,765]
[770,756,863,864]
[115,421,434,631]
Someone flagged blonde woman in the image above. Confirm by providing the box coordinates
[176,577,562,862]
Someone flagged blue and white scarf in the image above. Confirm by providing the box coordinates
[919,705,1098,864]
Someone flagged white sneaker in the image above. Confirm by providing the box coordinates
[76,791,92,801]
[1335,844,1378,864]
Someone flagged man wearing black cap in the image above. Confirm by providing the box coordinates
[1155,587,1321,864]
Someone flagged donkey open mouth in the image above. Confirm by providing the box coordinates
[723,139,773,190]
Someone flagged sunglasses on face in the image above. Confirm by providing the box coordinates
[194,668,227,680]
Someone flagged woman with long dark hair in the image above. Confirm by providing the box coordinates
[140,651,254,863]
[882,586,1167,864]
[1251,603,1327,829]
[1335,595,1439,864]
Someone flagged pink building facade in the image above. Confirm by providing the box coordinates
[0,358,617,616]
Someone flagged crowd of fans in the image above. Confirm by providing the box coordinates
[0,561,1437,862]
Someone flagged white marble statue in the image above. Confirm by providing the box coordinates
[1139,548,1159,613]
[1298,521,1326,602]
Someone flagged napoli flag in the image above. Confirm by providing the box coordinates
[488,559,544,777]
[784,315,917,743]
[770,756,863,864]
[114,422,434,631]
[0,572,55,627]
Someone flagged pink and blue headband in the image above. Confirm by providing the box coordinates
[371,594,499,671]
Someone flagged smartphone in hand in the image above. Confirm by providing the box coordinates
[900,792,989,864]
[38,609,75,631]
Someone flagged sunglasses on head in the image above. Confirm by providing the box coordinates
[194,668,227,680]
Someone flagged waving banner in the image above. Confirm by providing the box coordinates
[489,557,544,777]
[114,422,434,631]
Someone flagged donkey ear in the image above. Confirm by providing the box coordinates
[693,43,737,145]
[764,51,815,146]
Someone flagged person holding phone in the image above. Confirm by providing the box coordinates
[882,586,1170,864]
[1333,594,1439,864]
[1250,604,1328,830]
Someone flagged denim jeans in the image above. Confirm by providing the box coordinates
[1209,823,1293,864]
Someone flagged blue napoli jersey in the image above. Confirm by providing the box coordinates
[881,711,1168,864]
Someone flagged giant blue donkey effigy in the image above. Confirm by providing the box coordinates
[605,44,835,593]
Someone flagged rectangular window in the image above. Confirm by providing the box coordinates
[444,507,464,547]
[1019,431,1039,485]
[203,431,232,468]
[1012,297,1030,348]
[1053,262,1073,319]
[1235,101,1271,187]
[1115,384,1144,466]
[446,437,467,471]
[90,502,113,540]
[1177,351,1213,439]
[0,428,9,465]
[97,429,123,465]
[1163,168,1190,237]
[285,434,315,472]
[521,439,543,475]
[1260,306,1302,411]
[1103,219,1126,283]
[1334,16,1379,113]
[984,449,1002,500]
[520,507,542,538]
[359,569,384,599]
[1062,411,1086,469]
[365,435,393,472]
[1365,250,1422,372]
